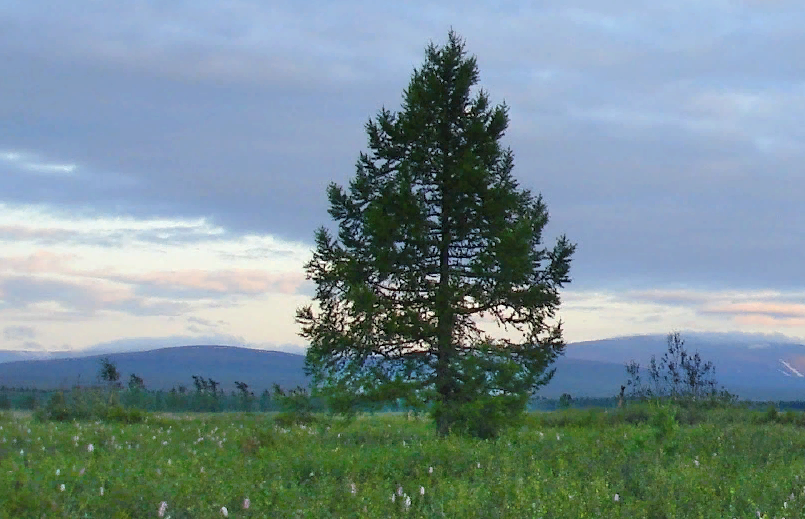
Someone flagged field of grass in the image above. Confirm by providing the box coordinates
[3,406,805,518]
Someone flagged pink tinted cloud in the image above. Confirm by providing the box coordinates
[703,301,805,319]
[125,269,306,295]
[0,250,76,275]
[733,314,805,328]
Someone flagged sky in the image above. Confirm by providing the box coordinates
[1,0,805,355]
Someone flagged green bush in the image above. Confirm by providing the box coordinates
[649,403,679,441]
[431,392,528,439]
[34,388,145,423]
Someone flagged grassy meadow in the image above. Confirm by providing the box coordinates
[3,405,805,518]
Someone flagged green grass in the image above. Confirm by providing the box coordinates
[2,406,805,518]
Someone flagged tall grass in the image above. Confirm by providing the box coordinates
[2,404,805,517]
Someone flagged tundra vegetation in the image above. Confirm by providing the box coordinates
[2,32,804,518]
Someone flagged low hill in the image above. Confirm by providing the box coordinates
[2,332,805,400]
[0,345,307,393]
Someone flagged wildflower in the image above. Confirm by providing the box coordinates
[477,462,481,469]
[243,498,250,509]
[158,501,168,518]
[55,469,60,476]
[404,495,411,510]
[391,494,396,503]
[221,506,229,517]
[19,449,23,456]
[420,486,425,496]
[350,483,357,495]
[428,466,433,474]
[614,493,620,502]
[79,467,85,476]
[100,487,104,496]
[694,459,700,468]
[59,484,66,492]
[162,441,168,446]
[168,459,172,465]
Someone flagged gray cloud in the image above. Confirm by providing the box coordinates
[0,276,191,318]
[2,0,805,294]
[3,325,36,341]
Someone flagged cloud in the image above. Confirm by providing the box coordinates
[0,250,77,275]
[2,0,805,351]
[701,302,805,320]
[117,269,306,297]
[3,325,36,341]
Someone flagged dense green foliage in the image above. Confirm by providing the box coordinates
[4,405,805,517]
[297,30,575,437]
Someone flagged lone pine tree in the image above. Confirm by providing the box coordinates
[296,31,575,437]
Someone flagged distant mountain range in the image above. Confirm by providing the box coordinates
[0,346,307,394]
[1,332,804,400]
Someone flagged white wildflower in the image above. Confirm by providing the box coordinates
[87,443,94,453]
[158,501,168,517]
[420,486,425,496]
[404,494,411,510]
[428,466,433,474]
[100,487,104,496]
[243,498,250,509]
[55,469,60,476]
[221,506,229,517]
[59,484,65,492]
[614,493,620,502]
[350,482,357,495]
[397,486,404,496]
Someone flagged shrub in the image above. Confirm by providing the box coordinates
[624,331,737,407]
[34,388,145,423]
[432,392,528,439]
[650,403,679,441]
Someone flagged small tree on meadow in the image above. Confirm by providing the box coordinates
[296,31,576,437]
[128,373,145,391]
[625,331,734,405]
[98,357,121,389]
